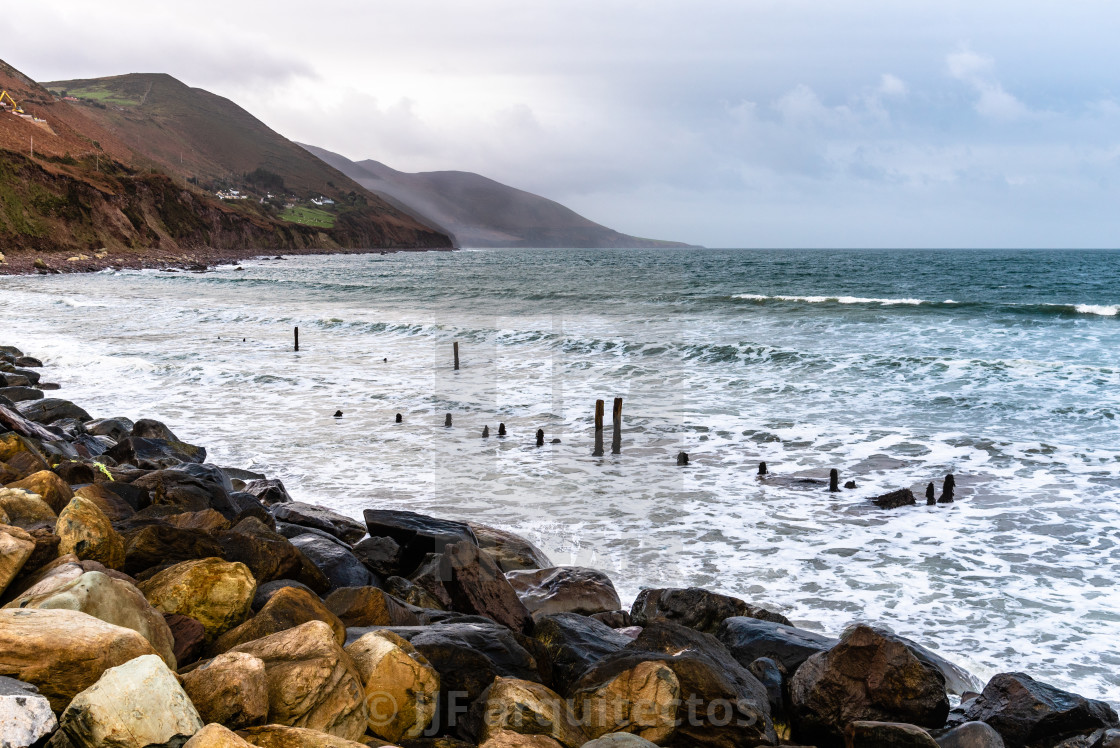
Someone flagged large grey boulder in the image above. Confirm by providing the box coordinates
[272,502,366,544]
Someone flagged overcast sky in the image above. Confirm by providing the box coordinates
[8,1,1120,247]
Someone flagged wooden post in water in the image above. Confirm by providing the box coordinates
[829,468,840,492]
[294,327,299,352]
[593,399,605,456]
[536,428,545,447]
[482,425,490,438]
[611,397,623,455]
[758,461,768,476]
[445,413,453,427]
[453,341,459,370]
[498,423,506,437]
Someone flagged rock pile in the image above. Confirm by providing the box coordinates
[0,343,1116,748]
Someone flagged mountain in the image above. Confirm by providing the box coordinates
[301,144,695,249]
[0,59,450,266]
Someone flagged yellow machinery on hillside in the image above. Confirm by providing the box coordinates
[0,90,24,114]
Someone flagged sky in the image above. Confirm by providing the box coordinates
[8,1,1120,248]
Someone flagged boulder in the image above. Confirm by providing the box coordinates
[716,616,836,674]
[936,722,1006,748]
[363,509,478,574]
[325,585,420,627]
[166,508,233,534]
[15,398,91,424]
[84,417,134,442]
[10,526,58,583]
[962,673,1118,748]
[479,733,563,748]
[132,418,180,441]
[592,610,632,628]
[182,651,270,729]
[272,502,366,544]
[209,585,346,656]
[56,495,125,568]
[386,574,448,610]
[0,386,43,402]
[470,522,554,572]
[3,449,51,482]
[56,654,203,748]
[533,612,632,694]
[582,735,660,747]
[439,541,533,633]
[243,478,292,506]
[573,621,776,746]
[252,579,317,612]
[632,587,791,633]
[132,468,231,515]
[506,566,622,617]
[217,517,306,586]
[166,612,207,666]
[899,638,983,696]
[750,657,789,739]
[408,552,454,608]
[346,629,440,742]
[73,483,136,521]
[352,535,404,577]
[226,620,368,741]
[122,523,226,575]
[235,725,369,747]
[138,558,257,642]
[6,470,72,512]
[289,533,375,590]
[0,608,158,711]
[0,523,34,596]
[872,489,917,509]
[6,569,177,668]
[846,721,941,748]
[0,487,57,530]
[474,676,586,748]
[0,676,57,748]
[51,459,99,486]
[106,436,206,469]
[789,624,951,744]
[185,724,256,748]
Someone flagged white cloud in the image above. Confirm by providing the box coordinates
[946,47,1030,121]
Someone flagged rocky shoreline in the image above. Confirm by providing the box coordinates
[0,245,452,276]
[0,344,1117,748]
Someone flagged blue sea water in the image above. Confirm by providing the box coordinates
[2,247,1118,701]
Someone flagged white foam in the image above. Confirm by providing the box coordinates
[735,293,926,305]
[1074,304,1119,317]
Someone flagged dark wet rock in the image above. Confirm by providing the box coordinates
[846,721,941,748]
[440,541,533,634]
[242,478,292,506]
[408,552,454,609]
[272,501,366,544]
[290,532,376,590]
[49,418,87,439]
[131,468,232,516]
[591,610,632,628]
[363,508,478,575]
[716,616,836,674]
[572,621,776,746]
[228,491,272,525]
[11,367,40,384]
[790,624,950,744]
[71,434,113,458]
[962,673,1118,748]
[122,524,226,575]
[936,721,1006,748]
[506,566,622,618]
[533,612,632,694]
[274,522,349,547]
[470,522,554,573]
[105,437,207,470]
[52,460,97,486]
[131,418,179,442]
[386,574,448,610]
[218,466,265,491]
[252,579,317,612]
[872,488,917,509]
[0,386,44,402]
[352,535,404,577]
[15,398,91,424]
[164,612,207,666]
[217,516,305,585]
[97,480,150,512]
[84,417,134,442]
[166,462,234,493]
[631,586,791,633]
[899,637,983,696]
[14,357,43,368]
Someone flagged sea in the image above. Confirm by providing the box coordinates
[2,247,1118,702]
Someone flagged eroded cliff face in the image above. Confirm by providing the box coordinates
[0,151,449,260]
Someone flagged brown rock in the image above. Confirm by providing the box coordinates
[576,659,681,744]
[217,517,306,586]
[480,732,564,748]
[185,724,256,748]
[346,629,439,742]
[845,721,940,748]
[0,523,35,596]
[0,488,57,530]
[11,526,60,581]
[470,522,554,572]
[506,566,622,617]
[167,508,233,534]
[227,620,367,740]
[166,612,207,665]
[209,585,346,656]
[236,725,370,748]
[122,523,226,575]
[439,541,533,633]
[790,624,950,744]
[0,434,49,480]
[139,558,257,643]
[476,676,586,748]
[5,470,72,513]
[631,587,791,632]
[56,495,126,569]
[73,483,137,522]
[325,585,419,627]
[0,607,158,711]
[183,651,270,729]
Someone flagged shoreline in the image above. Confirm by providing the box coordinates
[1,344,1118,747]
[0,244,455,276]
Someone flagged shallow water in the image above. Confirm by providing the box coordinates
[2,248,1118,702]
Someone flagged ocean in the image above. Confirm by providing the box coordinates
[2,247,1118,702]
